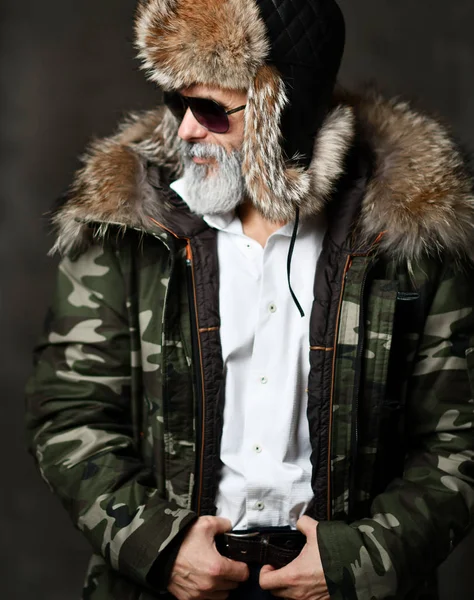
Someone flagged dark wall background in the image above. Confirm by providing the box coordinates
[1,1,473,598]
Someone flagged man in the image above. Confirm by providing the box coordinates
[26,0,474,599]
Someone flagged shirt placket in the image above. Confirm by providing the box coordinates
[244,236,286,527]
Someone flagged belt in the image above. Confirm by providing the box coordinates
[215,530,306,569]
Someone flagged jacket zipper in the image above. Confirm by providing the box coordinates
[161,250,175,479]
[148,218,206,515]
[185,243,206,515]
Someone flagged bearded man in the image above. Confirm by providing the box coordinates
[26,1,474,599]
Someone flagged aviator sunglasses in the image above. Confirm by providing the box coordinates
[164,91,246,134]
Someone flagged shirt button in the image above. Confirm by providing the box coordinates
[260,376,268,385]
[253,444,262,453]
[254,501,265,511]
[268,303,277,313]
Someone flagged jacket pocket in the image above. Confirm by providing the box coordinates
[331,253,398,519]
[353,279,399,516]
[366,287,422,505]
[363,280,399,413]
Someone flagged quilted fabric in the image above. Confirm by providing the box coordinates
[257,0,344,67]
[256,0,345,165]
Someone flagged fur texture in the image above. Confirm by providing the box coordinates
[50,108,181,256]
[355,91,474,261]
[135,0,269,90]
[242,66,356,221]
[52,91,474,263]
[242,65,311,221]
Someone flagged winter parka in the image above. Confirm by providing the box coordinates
[26,90,474,600]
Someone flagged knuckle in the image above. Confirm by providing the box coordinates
[197,515,215,531]
[199,578,215,593]
[207,560,223,578]
[287,572,299,587]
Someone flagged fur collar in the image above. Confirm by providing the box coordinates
[51,90,474,262]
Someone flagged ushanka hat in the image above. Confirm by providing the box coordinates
[135,0,346,223]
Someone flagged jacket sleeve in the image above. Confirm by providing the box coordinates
[25,242,196,592]
[317,261,474,599]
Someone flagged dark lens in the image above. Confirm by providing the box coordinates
[187,97,229,134]
[163,92,186,121]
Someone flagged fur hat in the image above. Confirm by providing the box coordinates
[135,0,345,222]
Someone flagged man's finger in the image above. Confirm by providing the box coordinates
[218,556,250,582]
[260,564,275,576]
[259,563,291,590]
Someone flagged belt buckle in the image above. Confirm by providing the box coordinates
[225,531,261,539]
[221,531,263,560]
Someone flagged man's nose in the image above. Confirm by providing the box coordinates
[177,108,208,142]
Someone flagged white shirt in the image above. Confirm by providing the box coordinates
[170,179,326,529]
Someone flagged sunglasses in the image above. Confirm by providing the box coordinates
[163,91,246,134]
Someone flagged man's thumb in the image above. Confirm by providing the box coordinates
[296,515,318,539]
[260,564,275,575]
[210,516,233,535]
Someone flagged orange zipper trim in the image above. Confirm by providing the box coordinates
[185,241,207,516]
[310,346,334,352]
[148,217,183,240]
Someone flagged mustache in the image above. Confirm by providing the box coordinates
[181,141,239,162]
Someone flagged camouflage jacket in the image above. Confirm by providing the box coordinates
[26,91,474,599]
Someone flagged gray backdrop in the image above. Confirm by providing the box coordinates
[1,1,473,598]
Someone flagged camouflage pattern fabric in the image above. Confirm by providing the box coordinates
[318,259,474,599]
[26,232,197,598]
[26,225,474,599]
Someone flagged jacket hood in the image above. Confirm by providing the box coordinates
[51,90,474,263]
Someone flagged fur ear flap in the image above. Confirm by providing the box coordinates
[242,65,311,222]
[243,66,356,222]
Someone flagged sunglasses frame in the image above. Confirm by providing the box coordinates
[164,92,246,134]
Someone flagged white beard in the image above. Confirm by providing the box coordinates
[180,141,244,216]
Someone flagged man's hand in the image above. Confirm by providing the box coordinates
[259,516,329,600]
[168,516,250,600]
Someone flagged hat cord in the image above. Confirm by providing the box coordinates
[287,207,305,318]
